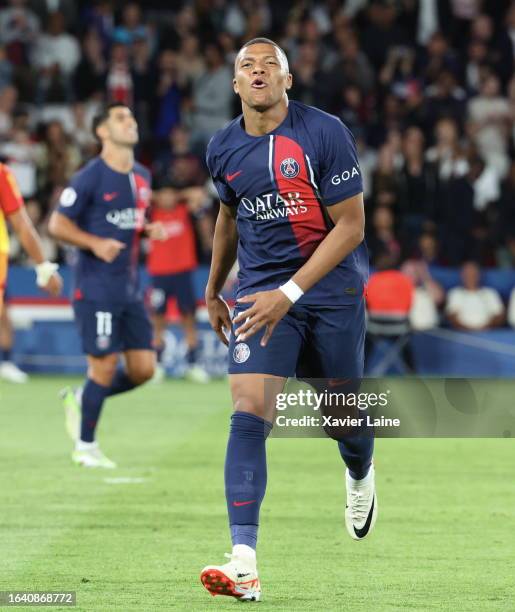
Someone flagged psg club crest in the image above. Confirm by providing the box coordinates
[233,343,250,364]
[280,157,300,179]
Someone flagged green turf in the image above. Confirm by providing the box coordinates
[0,377,514,611]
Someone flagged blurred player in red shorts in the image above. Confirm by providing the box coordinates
[147,180,211,383]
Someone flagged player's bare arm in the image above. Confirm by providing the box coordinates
[205,202,238,346]
[234,192,365,346]
[8,207,62,296]
[49,211,125,263]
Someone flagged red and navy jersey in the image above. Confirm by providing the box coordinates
[57,157,151,303]
[206,100,368,306]
[147,204,197,275]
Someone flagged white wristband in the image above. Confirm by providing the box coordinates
[279,279,304,304]
[35,261,58,287]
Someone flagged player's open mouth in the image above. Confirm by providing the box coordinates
[251,80,267,89]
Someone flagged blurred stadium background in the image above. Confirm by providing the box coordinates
[1,0,514,379]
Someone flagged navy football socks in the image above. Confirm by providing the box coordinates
[225,411,273,550]
[80,379,109,442]
[107,369,136,397]
[186,347,197,365]
[337,436,374,480]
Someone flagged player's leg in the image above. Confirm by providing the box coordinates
[0,301,28,383]
[148,278,168,380]
[0,257,26,383]
[123,349,156,385]
[63,301,124,468]
[201,308,304,601]
[118,300,156,387]
[175,271,209,383]
[301,300,376,540]
[65,351,119,468]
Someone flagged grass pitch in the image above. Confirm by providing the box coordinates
[0,377,514,611]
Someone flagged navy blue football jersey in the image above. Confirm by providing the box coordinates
[206,100,369,306]
[57,157,151,303]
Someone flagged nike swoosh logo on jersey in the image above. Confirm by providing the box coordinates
[226,170,242,182]
[232,500,256,507]
[103,192,119,201]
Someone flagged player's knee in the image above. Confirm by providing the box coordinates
[233,395,268,420]
[129,364,155,385]
[88,358,118,386]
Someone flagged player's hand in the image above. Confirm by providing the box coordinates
[91,238,126,263]
[42,272,63,296]
[233,289,292,347]
[144,222,167,241]
[206,294,232,346]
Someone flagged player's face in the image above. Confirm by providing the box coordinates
[103,107,139,147]
[233,43,292,112]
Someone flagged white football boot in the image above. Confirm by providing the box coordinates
[60,386,82,441]
[72,442,116,469]
[184,364,210,384]
[200,551,261,601]
[345,464,378,540]
[0,361,28,383]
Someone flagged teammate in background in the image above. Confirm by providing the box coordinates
[147,179,210,383]
[49,102,165,469]
[201,39,375,601]
[0,161,62,314]
[0,300,28,383]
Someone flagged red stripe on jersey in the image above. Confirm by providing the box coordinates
[272,135,326,258]
[130,172,151,275]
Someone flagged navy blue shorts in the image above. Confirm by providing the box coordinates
[149,272,196,316]
[229,299,365,378]
[73,300,153,357]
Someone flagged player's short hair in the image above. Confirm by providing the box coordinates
[92,102,131,141]
[235,37,289,73]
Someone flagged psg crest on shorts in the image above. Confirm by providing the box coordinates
[280,157,300,179]
[233,342,250,364]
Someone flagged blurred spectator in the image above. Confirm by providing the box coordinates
[36,120,81,196]
[329,29,375,95]
[365,253,416,372]
[397,126,437,246]
[176,35,206,86]
[153,50,183,142]
[106,42,133,107]
[401,259,444,330]
[0,124,38,197]
[446,261,505,330]
[32,11,81,103]
[83,0,114,53]
[367,206,401,267]
[190,42,233,155]
[467,73,511,178]
[74,29,107,100]
[426,117,468,180]
[0,85,17,137]
[112,2,155,53]
[423,69,467,133]
[371,144,399,212]
[0,46,13,90]
[0,0,40,66]
[417,232,445,266]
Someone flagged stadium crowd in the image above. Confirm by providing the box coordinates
[1,0,515,327]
